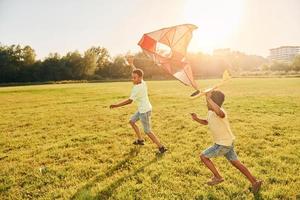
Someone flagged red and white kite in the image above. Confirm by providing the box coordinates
[138,24,198,91]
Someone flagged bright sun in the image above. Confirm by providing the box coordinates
[184,0,244,54]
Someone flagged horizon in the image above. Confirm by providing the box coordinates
[1,0,300,59]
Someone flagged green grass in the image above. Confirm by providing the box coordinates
[0,78,299,199]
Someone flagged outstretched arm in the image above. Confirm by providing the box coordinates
[190,113,208,125]
[110,99,133,109]
[206,92,225,118]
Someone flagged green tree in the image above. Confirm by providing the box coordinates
[64,51,84,79]
[107,56,131,78]
[270,61,292,72]
[0,45,24,82]
[21,45,36,66]
[292,55,300,71]
[40,53,67,81]
[88,47,112,78]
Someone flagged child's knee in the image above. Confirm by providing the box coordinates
[145,131,152,135]
[200,154,208,161]
[229,159,240,166]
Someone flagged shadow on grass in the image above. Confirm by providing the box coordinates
[253,191,263,200]
[94,155,162,199]
[71,147,163,200]
[246,186,263,200]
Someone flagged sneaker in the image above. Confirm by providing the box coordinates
[158,146,167,154]
[207,177,224,186]
[133,139,144,145]
[252,180,263,194]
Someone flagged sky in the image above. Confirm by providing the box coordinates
[0,0,300,59]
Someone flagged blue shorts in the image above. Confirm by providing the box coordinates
[202,143,238,161]
[130,111,151,134]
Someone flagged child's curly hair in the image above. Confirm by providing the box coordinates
[132,69,144,77]
[211,90,225,107]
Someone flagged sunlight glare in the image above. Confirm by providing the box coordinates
[184,0,245,53]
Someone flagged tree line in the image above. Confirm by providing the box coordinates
[0,44,299,83]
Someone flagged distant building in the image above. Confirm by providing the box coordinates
[213,48,231,56]
[269,46,300,62]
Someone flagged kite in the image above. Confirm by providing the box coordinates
[138,24,199,94]
[131,24,231,98]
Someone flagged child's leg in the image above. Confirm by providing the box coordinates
[200,154,223,179]
[230,160,263,193]
[225,146,262,193]
[225,146,258,185]
[200,144,227,180]
[129,112,143,140]
[229,160,257,185]
[129,120,143,140]
[147,132,163,148]
[140,111,163,148]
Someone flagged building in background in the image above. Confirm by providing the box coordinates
[269,46,300,62]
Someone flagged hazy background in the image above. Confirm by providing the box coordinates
[1,0,300,59]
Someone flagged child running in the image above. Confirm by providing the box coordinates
[190,90,262,193]
[110,59,167,154]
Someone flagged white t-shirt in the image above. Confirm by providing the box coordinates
[129,80,152,113]
[207,108,235,146]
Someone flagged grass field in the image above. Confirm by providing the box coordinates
[0,78,299,200]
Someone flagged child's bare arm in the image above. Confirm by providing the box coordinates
[206,92,225,118]
[190,113,208,125]
[110,99,133,109]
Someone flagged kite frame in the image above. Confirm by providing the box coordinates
[138,24,198,90]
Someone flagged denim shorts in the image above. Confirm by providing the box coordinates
[130,111,151,134]
[202,143,238,161]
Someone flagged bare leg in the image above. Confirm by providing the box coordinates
[200,155,223,179]
[147,132,163,148]
[129,121,143,140]
[229,160,257,185]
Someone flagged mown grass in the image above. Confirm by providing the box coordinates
[0,78,299,200]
